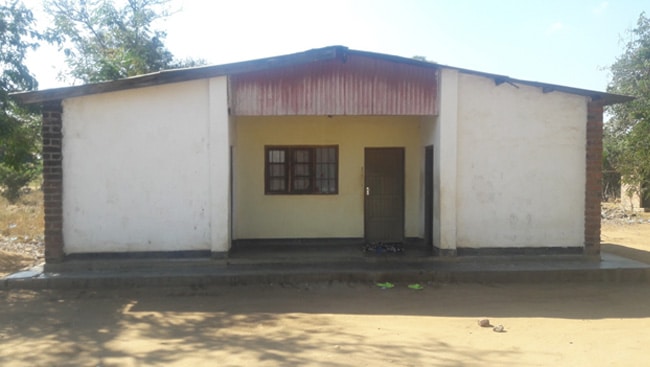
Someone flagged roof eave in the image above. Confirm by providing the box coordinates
[432,65,634,106]
[11,46,348,105]
[10,45,634,106]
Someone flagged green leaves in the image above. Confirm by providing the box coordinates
[606,12,650,202]
[0,1,38,95]
[45,0,195,84]
[0,0,41,202]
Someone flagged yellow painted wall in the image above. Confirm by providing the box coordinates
[233,115,423,239]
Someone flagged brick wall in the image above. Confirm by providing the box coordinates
[585,101,603,255]
[42,102,64,262]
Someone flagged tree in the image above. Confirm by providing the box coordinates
[46,0,199,84]
[0,0,41,203]
[606,12,650,205]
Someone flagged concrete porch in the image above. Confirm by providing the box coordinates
[3,243,650,289]
[227,239,433,264]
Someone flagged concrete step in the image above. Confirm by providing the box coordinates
[3,252,650,290]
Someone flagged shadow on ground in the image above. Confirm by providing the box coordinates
[0,287,516,366]
[1,281,650,366]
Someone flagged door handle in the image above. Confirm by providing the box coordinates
[366,187,370,196]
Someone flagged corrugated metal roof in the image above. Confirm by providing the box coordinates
[10,45,633,106]
[231,53,437,115]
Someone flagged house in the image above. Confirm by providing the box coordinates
[11,46,632,263]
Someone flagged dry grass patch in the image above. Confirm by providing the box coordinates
[0,189,44,240]
[0,189,44,276]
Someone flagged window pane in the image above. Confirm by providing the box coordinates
[269,150,285,163]
[321,180,330,193]
[293,164,306,176]
[293,163,310,191]
[328,164,336,178]
[293,178,310,191]
[270,164,284,177]
[313,147,336,194]
[269,178,286,191]
[316,147,336,193]
[294,149,310,163]
[292,149,311,192]
[316,147,333,162]
[266,146,337,194]
[267,148,287,193]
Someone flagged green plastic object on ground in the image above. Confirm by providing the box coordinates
[408,283,424,290]
[376,282,395,289]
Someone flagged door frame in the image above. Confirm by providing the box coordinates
[424,145,434,247]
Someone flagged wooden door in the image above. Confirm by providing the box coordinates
[364,148,405,243]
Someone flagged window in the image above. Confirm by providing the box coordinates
[265,146,338,194]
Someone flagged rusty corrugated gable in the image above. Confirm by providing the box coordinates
[231,53,438,116]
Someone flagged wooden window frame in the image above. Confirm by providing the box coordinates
[265,145,339,195]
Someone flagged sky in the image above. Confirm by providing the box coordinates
[26,0,650,92]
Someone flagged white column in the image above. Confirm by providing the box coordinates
[437,69,459,253]
[208,77,231,253]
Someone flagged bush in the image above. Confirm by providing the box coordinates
[0,164,39,204]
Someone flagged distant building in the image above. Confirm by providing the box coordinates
[621,181,650,212]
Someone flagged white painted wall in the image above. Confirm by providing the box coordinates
[59,69,588,254]
[208,77,231,252]
[62,78,231,254]
[455,73,587,248]
[436,69,460,252]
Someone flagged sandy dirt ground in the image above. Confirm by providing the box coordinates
[0,218,649,366]
[602,222,650,264]
[1,282,650,367]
